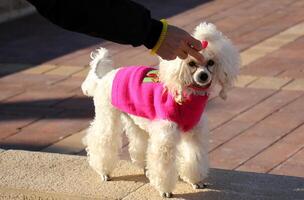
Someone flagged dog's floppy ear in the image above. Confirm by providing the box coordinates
[216,40,240,100]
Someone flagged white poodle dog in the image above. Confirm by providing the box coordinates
[82,22,240,198]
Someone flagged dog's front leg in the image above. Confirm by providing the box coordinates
[177,116,209,189]
[146,121,180,198]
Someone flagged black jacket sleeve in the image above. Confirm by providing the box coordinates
[26,0,162,49]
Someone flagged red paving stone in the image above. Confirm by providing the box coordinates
[0,85,24,102]
[3,90,74,108]
[207,87,276,129]
[0,115,37,140]
[0,0,304,180]
[208,90,302,151]
[270,147,304,177]
[0,73,66,90]
[210,95,304,170]
[237,124,304,173]
[0,111,91,151]
[241,36,304,77]
[54,94,94,112]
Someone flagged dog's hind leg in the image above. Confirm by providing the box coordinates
[177,116,209,189]
[84,105,123,182]
[122,115,148,169]
[146,121,180,198]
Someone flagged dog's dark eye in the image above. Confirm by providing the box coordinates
[207,60,215,66]
[188,61,196,67]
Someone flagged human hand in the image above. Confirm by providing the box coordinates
[156,25,204,63]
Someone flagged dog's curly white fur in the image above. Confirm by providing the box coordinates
[82,22,240,197]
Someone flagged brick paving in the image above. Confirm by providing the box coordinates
[0,0,304,181]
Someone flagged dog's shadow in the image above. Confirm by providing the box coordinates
[111,169,304,200]
[113,174,218,199]
[112,174,149,183]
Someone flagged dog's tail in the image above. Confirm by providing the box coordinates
[81,47,113,97]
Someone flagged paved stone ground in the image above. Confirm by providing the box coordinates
[0,0,304,198]
[1,150,303,200]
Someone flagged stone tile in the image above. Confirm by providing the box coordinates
[42,129,87,154]
[234,90,302,123]
[279,70,304,79]
[0,115,37,140]
[208,88,275,115]
[0,105,63,119]
[123,168,304,200]
[48,76,84,93]
[234,75,258,88]
[241,51,268,67]
[1,150,303,200]
[3,90,74,107]
[237,124,304,173]
[210,90,301,151]
[235,5,304,52]
[0,111,91,151]
[207,88,275,129]
[0,73,65,89]
[114,50,159,68]
[0,63,32,75]
[209,120,253,151]
[210,131,273,170]
[241,51,303,76]
[240,57,286,77]
[276,94,304,113]
[210,94,304,170]
[0,88,23,102]
[54,95,94,113]
[270,148,304,178]
[45,65,84,76]
[21,64,58,74]
[228,0,290,45]
[72,67,90,77]
[207,110,235,130]
[282,79,304,91]
[56,55,90,67]
[0,150,145,199]
[247,77,292,90]
[173,0,245,28]
[44,48,92,66]
[242,21,304,62]
[184,0,260,32]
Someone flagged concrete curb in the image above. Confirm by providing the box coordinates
[0,150,303,200]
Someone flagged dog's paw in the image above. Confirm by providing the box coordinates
[192,183,208,189]
[160,192,173,198]
[101,174,111,182]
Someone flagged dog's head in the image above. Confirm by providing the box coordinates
[159,22,240,100]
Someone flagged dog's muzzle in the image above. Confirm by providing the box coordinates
[193,69,212,86]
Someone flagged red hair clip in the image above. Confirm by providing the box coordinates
[201,40,208,49]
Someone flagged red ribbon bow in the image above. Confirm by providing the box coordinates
[201,40,208,49]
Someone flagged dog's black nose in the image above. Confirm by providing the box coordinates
[199,72,209,82]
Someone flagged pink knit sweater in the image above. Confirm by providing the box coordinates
[111,66,209,132]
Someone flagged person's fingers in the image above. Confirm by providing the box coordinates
[159,49,177,60]
[185,44,204,64]
[187,36,202,51]
[177,50,188,60]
